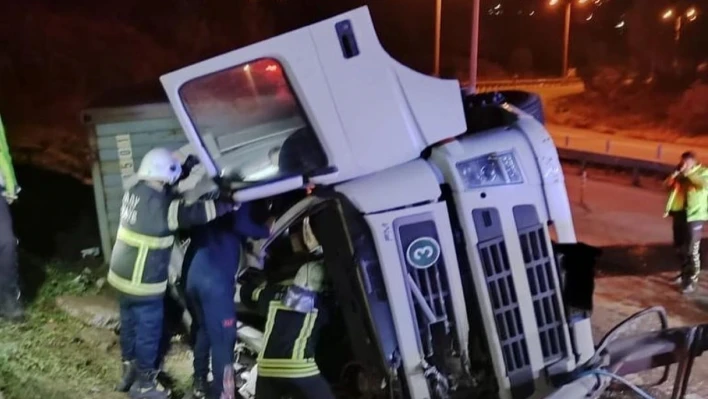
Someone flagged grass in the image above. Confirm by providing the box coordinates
[0,260,124,399]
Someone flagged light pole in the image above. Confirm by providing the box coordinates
[434,0,442,76]
[434,0,481,90]
[549,0,589,78]
[468,0,480,93]
[662,6,698,69]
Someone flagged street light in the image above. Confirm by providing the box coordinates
[433,0,481,92]
[661,6,699,68]
[549,0,590,78]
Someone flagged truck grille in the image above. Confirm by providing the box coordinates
[395,217,456,358]
[513,205,567,364]
[472,208,534,398]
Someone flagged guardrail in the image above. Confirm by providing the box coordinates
[550,129,691,167]
[552,134,679,184]
[465,77,584,91]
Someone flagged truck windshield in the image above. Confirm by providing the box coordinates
[179,58,327,184]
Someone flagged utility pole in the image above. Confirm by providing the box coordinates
[434,0,442,76]
[468,0,480,93]
[562,2,571,78]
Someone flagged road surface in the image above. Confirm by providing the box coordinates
[564,166,708,398]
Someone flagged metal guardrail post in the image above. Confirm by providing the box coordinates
[605,139,611,154]
[580,169,588,207]
[657,144,663,160]
[564,136,569,147]
[632,168,641,187]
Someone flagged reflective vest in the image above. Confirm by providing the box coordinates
[108,181,232,299]
[0,114,18,196]
[664,164,708,222]
[242,279,325,379]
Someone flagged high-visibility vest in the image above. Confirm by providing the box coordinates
[0,114,18,196]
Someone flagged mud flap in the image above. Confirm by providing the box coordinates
[552,242,602,321]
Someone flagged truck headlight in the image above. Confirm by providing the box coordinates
[455,151,524,189]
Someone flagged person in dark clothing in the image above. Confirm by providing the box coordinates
[184,201,272,399]
[110,148,235,399]
[239,225,335,399]
[0,113,23,323]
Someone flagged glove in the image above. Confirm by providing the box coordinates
[2,185,20,204]
[178,155,201,181]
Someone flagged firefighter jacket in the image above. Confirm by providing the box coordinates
[108,180,233,299]
[664,164,708,222]
[240,275,327,379]
[0,114,18,198]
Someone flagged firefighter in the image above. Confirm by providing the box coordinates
[240,223,335,399]
[664,151,708,294]
[109,147,236,399]
[0,113,22,322]
[184,201,273,399]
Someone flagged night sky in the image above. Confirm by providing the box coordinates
[1,0,707,180]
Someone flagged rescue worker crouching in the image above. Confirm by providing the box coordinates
[184,201,273,399]
[109,147,236,399]
[240,224,336,399]
[664,151,708,294]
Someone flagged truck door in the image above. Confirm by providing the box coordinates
[160,53,333,203]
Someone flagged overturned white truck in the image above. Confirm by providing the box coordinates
[161,6,708,399]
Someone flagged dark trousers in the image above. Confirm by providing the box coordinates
[186,251,237,398]
[683,221,704,283]
[0,198,19,298]
[672,211,704,283]
[255,375,336,399]
[119,295,165,373]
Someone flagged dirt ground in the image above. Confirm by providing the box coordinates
[563,164,708,398]
[545,91,708,149]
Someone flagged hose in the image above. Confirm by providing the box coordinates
[580,369,656,399]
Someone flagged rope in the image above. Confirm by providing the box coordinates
[579,369,656,399]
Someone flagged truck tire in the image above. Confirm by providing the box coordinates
[497,90,545,124]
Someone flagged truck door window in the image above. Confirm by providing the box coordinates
[178,58,328,184]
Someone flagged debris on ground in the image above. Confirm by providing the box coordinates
[55,295,120,330]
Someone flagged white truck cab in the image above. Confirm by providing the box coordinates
[161,6,706,399]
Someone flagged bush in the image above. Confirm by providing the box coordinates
[668,83,708,134]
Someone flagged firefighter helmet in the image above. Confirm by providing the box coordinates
[137,147,182,185]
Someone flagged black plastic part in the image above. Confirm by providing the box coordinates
[552,242,602,316]
[472,208,535,399]
[335,19,360,59]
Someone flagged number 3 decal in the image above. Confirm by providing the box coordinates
[406,237,441,269]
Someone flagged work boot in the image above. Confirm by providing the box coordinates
[116,360,137,392]
[129,370,171,399]
[682,281,697,295]
[672,273,684,285]
[0,288,25,323]
[189,376,208,399]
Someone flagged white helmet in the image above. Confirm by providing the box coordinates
[137,147,182,185]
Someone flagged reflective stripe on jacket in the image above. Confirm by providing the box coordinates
[108,181,232,299]
[664,165,708,222]
[244,282,325,378]
[0,114,17,195]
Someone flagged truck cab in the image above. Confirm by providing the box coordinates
[160,6,699,399]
